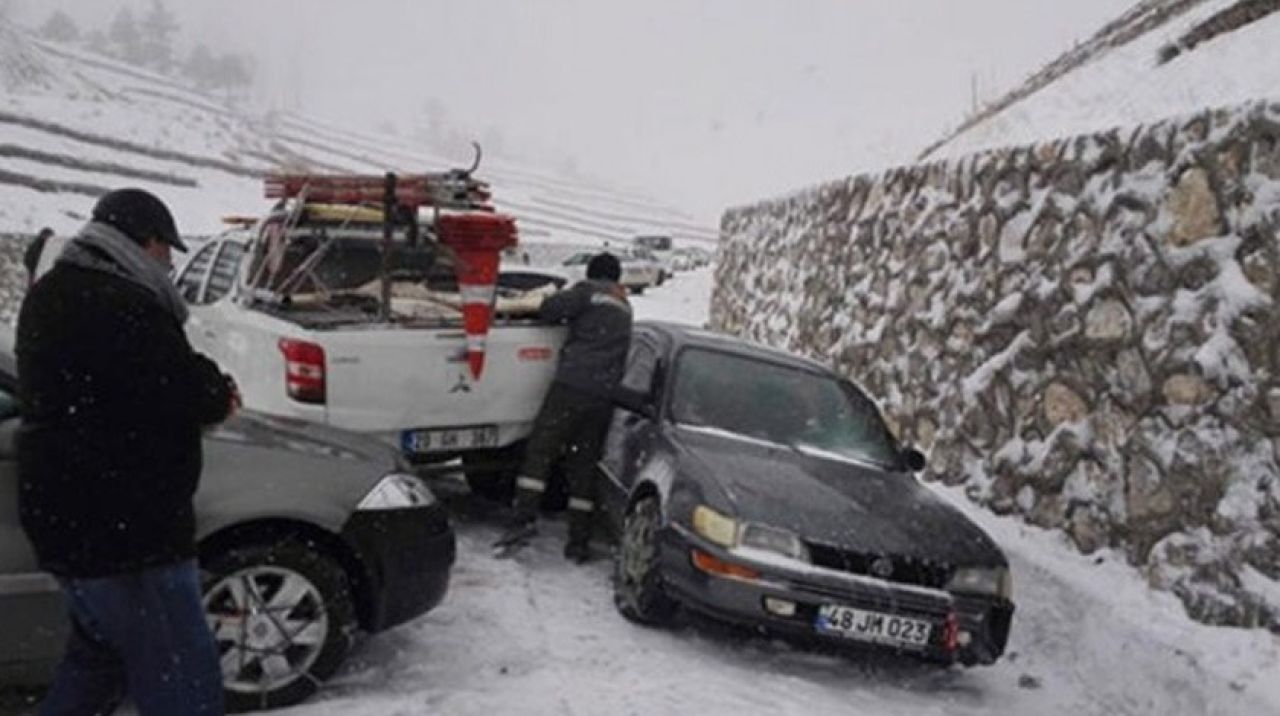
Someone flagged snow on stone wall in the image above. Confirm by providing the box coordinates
[712,100,1280,628]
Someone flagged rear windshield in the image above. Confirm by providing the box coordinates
[670,348,901,469]
[246,230,449,294]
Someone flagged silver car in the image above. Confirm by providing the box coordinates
[0,350,456,712]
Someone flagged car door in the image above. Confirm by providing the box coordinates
[600,335,662,526]
[0,381,67,682]
[193,240,249,369]
[178,241,219,356]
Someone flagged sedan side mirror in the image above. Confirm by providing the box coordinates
[612,385,655,420]
[902,447,926,473]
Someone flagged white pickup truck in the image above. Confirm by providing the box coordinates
[175,215,566,496]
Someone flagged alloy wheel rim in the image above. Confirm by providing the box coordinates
[204,565,329,694]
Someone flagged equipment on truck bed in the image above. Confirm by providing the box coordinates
[253,146,518,379]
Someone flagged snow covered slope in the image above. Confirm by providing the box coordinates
[0,21,715,247]
[925,0,1280,159]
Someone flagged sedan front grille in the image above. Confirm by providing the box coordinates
[806,542,955,590]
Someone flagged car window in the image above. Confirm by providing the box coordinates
[670,348,900,468]
[177,242,217,303]
[621,341,659,395]
[203,241,246,303]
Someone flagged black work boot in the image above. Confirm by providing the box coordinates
[563,540,593,564]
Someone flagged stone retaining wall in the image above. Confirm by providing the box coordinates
[713,101,1280,627]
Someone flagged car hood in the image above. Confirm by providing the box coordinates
[673,425,1005,568]
[204,411,398,468]
[195,411,403,536]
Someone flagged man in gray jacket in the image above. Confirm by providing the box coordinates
[494,252,632,562]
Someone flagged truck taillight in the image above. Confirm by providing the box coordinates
[278,339,326,405]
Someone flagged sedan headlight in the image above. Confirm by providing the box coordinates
[739,523,810,563]
[692,506,810,564]
[357,473,437,510]
[692,505,739,547]
[947,566,1013,600]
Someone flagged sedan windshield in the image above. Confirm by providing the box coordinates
[670,348,901,468]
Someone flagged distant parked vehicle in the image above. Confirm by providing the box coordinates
[0,345,456,711]
[560,250,661,294]
[603,322,1015,667]
[672,246,713,271]
[633,235,673,253]
[632,236,678,281]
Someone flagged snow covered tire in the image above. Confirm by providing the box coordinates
[614,495,678,626]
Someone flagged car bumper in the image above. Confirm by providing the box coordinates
[658,526,1013,665]
[341,503,456,632]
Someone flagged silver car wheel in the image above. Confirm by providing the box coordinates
[204,566,329,695]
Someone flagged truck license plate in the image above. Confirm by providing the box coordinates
[402,425,499,454]
[815,605,932,648]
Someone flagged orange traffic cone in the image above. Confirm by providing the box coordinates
[437,214,519,380]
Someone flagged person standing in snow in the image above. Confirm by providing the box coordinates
[16,188,237,716]
[494,252,632,563]
[22,227,53,287]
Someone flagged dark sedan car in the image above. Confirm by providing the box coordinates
[0,348,455,711]
[601,323,1014,666]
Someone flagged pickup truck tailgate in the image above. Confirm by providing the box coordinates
[317,324,565,442]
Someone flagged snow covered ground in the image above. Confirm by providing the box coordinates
[278,268,1280,716]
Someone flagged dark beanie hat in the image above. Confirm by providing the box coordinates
[587,252,621,282]
[92,188,186,251]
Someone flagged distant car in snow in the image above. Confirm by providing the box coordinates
[672,246,713,271]
[0,346,456,711]
[602,322,1015,666]
[559,250,661,294]
[497,263,570,295]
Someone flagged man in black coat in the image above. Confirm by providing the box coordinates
[17,188,237,716]
[494,252,632,563]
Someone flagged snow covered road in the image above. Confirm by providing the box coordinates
[282,268,1279,716]
[283,507,1277,716]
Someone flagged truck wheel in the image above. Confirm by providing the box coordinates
[631,285,646,296]
[202,540,357,712]
[613,495,678,626]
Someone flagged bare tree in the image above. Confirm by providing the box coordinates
[39,10,80,44]
[182,43,216,89]
[141,0,179,74]
[108,7,145,65]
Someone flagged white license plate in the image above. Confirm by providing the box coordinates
[402,425,499,454]
[815,605,932,648]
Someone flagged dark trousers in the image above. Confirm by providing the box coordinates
[40,559,224,716]
[514,381,613,544]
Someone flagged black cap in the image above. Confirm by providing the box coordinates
[587,252,621,282]
[92,188,186,252]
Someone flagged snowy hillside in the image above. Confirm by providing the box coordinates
[925,0,1280,159]
[0,21,715,247]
